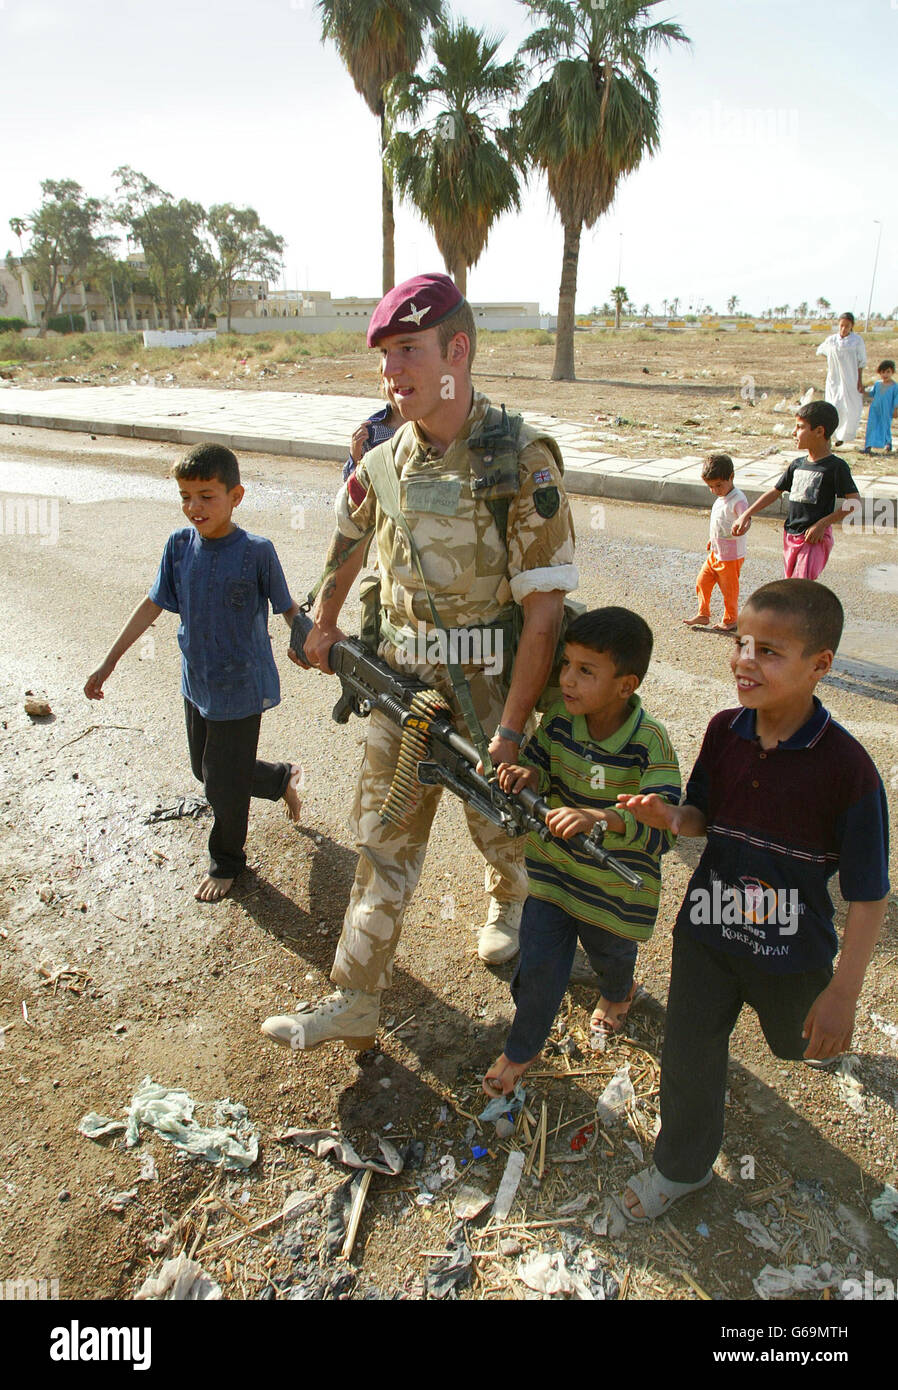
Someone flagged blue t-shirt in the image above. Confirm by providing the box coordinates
[149,526,292,720]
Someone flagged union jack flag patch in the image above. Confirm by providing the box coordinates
[533,468,552,485]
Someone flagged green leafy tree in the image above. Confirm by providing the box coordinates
[610,283,628,329]
[178,246,221,329]
[113,167,204,329]
[11,180,114,334]
[318,0,444,293]
[816,296,831,318]
[206,205,286,332]
[386,21,522,296]
[96,256,142,328]
[513,0,689,379]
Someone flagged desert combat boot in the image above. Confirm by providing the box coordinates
[261,988,380,1051]
[477,898,523,965]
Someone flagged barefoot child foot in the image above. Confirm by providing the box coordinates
[195,873,234,902]
[282,764,304,823]
[482,1052,535,1097]
[683,613,710,627]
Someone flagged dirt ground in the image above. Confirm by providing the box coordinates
[0,414,896,1310]
[4,326,898,475]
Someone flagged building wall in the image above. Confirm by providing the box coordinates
[223,311,550,335]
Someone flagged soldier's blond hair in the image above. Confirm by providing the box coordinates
[437,300,477,367]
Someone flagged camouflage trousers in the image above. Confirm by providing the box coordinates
[331,652,529,994]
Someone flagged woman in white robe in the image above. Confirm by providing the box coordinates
[816,312,866,444]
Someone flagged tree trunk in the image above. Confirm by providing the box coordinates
[552,218,581,381]
[614,302,621,330]
[381,114,395,295]
[453,262,467,298]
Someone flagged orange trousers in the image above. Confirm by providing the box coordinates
[695,554,743,626]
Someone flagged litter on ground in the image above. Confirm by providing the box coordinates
[136,1253,222,1301]
[277,1127,403,1176]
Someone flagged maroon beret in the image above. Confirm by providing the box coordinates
[367,273,465,347]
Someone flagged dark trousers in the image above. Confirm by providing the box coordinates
[184,699,291,879]
[654,932,832,1183]
[504,895,639,1063]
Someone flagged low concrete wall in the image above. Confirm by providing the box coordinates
[142,330,217,348]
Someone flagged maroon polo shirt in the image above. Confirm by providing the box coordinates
[675,700,890,972]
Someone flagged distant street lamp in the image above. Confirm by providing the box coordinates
[865,220,882,330]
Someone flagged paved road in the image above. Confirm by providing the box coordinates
[4,383,898,510]
[2,430,895,806]
[0,432,895,1301]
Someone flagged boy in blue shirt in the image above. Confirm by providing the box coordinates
[85,444,302,901]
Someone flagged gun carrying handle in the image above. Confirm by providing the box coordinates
[289,610,314,667]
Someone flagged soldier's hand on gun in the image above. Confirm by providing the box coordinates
[545,805,601,840]
[479,733,523,775]
[301,621,346,675]
[496,762,538,793]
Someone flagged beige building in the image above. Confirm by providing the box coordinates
[2,259,553,335]
[1,251,267,332]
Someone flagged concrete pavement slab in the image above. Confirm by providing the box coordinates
[0,384,894,515]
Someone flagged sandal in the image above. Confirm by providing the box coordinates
[482,1053,536,1098]
[589,982,638,1038]
[615,1164,713,1222]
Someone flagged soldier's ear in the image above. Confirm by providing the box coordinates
[447,331,470,367]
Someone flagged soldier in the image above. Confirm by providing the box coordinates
[262,273,577,1051]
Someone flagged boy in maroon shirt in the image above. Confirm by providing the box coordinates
[614,580,889,1221]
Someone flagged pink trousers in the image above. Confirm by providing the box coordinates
[782,527,833,580]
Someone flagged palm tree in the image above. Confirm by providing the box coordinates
[318,0,444,294]
[610,283,628,329]
[726,294,738,315]
[386,21,523,296]
[513,0,689,379]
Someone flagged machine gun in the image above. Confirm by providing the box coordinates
[290,612,643,890]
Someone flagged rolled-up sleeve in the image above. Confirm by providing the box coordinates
[334,468,377,540]
[506,441,577,600]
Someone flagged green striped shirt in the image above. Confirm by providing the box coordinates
[522,696,680,940]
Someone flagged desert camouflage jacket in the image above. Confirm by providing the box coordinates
[334,390,577,633]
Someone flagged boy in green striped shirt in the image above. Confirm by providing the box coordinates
[483,608,680,1097]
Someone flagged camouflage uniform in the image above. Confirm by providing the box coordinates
[330,390,577,993]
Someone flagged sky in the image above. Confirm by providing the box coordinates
[2,0,896,318]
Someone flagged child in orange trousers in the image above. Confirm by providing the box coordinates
[685,454,748,634]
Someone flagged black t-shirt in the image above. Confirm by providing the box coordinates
[774,453,858,535]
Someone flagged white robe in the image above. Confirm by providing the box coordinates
[816,331,866,442]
